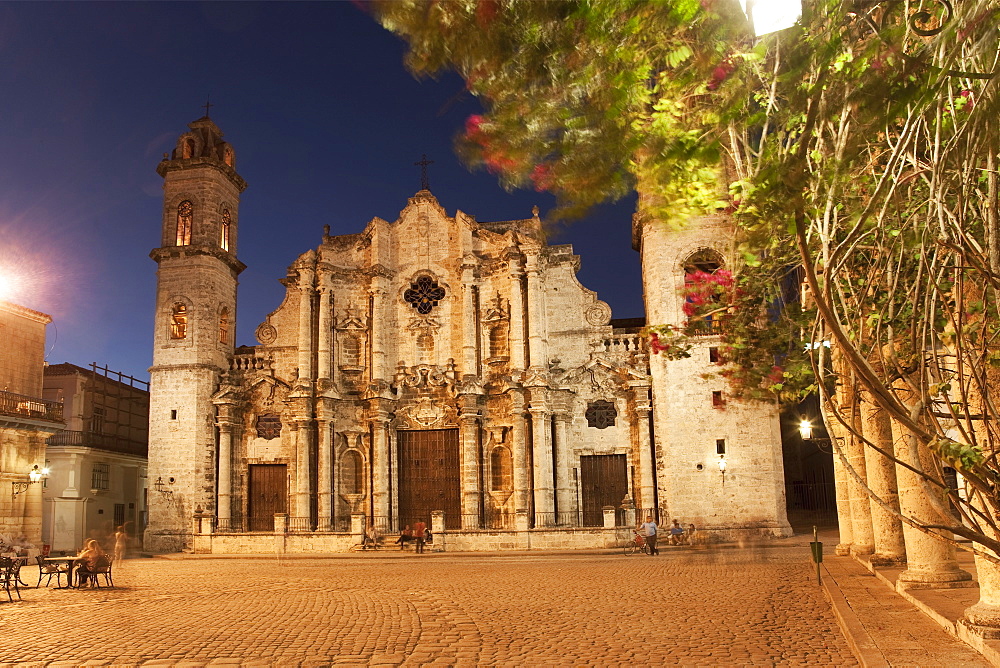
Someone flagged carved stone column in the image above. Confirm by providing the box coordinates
[631,382,655,512]
[297,270,315,383]
[317,285,333,381]
[458,391,483,528]
[524,252,547,370]
[507,258,526,370]
[529,401,554,521]
[316,409,333,532]
[891,381,972,587]
[216,417,234,526]
[843,397,875,556]
[461,262,478,377]
[508,391,530,513]
[294,419,312,520]
[858,388,906,565]
[827,416,854,555]
[368,400,392,521]
[369,279,389,381]
[552,407,573,520]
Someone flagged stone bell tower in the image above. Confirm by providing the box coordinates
[145,115,247,552]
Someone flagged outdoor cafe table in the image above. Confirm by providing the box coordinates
[42,556,80,589]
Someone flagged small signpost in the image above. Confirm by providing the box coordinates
[810,525,823,585]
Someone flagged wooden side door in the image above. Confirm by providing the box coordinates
[397,429,461,529]
[580,454,628,526]
[248,464,287,531]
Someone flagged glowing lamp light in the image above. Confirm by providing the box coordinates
[799,420,813,440]
[718,457,727,472]
[28,465,43,483]
[742,0,802,37]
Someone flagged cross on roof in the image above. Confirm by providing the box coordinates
[414,154,434,190]
[203,98,213,118]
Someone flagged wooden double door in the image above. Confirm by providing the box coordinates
[397,429,462,530]
[248,464,287,531]
[580,454,627,526]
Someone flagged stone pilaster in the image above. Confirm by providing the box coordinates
[529,404,554,520]
[216,417,234,524]
[508,391,530,513]
[317,285,333,381]
[296,272,314,384]
[524,252,547,370]
[507,259,526,370]
[316,411,333,532]
[368,400,392,520]
[552,407,573,519]
[294,418,312,520]
[631,382,655,511]
[459,392,483,528]
[828,416,855,555]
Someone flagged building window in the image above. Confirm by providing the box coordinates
[220,208,231,251]
[170,409,177,420]
[255,413,282,440]
[114,503,125,526]
[170,303,188,339]
[219,307,229,344]
[92,463,110,491]
[585,400,617,429]
[716,438,726,455]
[182,138,195,159]
[404,276,446,314]
[342,450,363,495]
[341,336,360,367]
[709,347,720,363]
[176,200,193,246]
[712,391,726,408]
[91,407,105,434]
[490,446,513,491]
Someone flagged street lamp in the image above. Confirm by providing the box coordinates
[742,0,802,37]
[798,419,813,441]
[718,455,727,484]
[11,464,48,497]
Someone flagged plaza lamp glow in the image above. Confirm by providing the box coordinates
[798,419,813,441]
[741,0,802,37]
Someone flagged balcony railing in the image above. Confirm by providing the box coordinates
[0,389,63,423]
[47,430,147,457]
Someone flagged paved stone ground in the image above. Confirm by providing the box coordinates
[0,544,856,666]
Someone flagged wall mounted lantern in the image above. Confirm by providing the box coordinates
[12,464,48,497]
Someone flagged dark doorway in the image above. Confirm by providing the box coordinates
[397,429,461,530]
[248,464,287,531]
[580,454,627,526]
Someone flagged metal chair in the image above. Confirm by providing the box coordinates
[1,557,22,602]
[86,556,114,588]
[35,555,69,588]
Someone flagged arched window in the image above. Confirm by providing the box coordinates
[403,276,445,314]
[219,307,229,344]
[182,139,195,159]
[223,146,235,167]
[170,303,188,339]
[341,450,363,495]
[220,208,231,251]
[176,200,193,246]
[490,446,513,491]
[342,336,360,366]
[489,323,508,358]
[683,249,728,334]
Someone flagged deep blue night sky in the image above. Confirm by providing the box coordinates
[0,2,642,381]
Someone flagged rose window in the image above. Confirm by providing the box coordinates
[404,276,446,314]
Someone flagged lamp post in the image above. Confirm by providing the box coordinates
[718,455,727,485]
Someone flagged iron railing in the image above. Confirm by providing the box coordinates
[47,430,146,456]
[0,390,63,423]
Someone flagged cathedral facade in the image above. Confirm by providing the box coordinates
[145,117,791,552]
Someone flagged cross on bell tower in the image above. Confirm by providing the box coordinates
[414,154,434,191]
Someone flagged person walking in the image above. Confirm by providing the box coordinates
[639,515,658,556]
[414,520,426,554]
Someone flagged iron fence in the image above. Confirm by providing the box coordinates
[0,389,63,423]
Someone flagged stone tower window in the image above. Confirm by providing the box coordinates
[219,307,229,344]
[176,200,193,246]
[490,446,513,491]
[489,323,508,358]
[342,450,363,495]
[404,276,445,314]
[585,400,617,429]
[220,209,231,251]
[182,139,195,159]
[223,145,235,167]
[170,303,188,339]
[342,336,361,367]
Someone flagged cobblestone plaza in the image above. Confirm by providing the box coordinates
[0,544,856,666]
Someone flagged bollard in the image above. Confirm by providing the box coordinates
[810,525,823,585]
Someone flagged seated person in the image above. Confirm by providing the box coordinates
[669,519,685,545]
[395,525,414,549]
[75,539,107,587]
[687,523,698,545]
[362,522,379,549]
